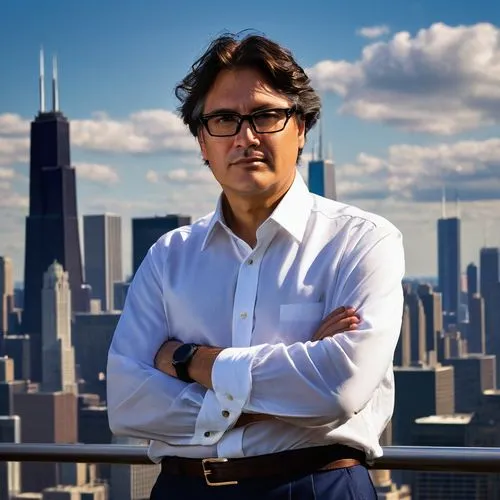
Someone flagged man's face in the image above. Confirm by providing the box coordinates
[199,67,305,199]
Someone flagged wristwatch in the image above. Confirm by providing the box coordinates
[172,343,199,383]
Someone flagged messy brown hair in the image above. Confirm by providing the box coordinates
[175,32,321,160]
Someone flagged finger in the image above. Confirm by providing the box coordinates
[315,324,359,341]
[322,306,354,322]
[314,309,359,340]
[312,316,360,341]
[322,306,358,326]
[313,319,359,341]
[315,309,356,337]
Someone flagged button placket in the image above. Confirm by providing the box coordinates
[232,254,260,348]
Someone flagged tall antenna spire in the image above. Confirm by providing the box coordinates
[318,115,324,160]
[52,54,59,112]
[328,142,334,162]
[39,48,45,113]
[455,189,460,218]
[441,185,447,218]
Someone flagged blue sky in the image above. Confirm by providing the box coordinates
[1,0,500,282]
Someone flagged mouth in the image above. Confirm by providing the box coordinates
[231,157,266,166]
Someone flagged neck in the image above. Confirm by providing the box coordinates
[222,174,295,247]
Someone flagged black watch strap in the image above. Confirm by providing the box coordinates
[172,343,199,383]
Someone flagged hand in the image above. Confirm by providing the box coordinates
[233,307,361,428]
[154,339,183,377]
[311,306,360,341]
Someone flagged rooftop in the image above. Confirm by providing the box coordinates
[415,414,474,425]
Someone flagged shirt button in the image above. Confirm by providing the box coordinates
[247,259,253,265]
[226,394,234,401]
[204,431,211,437]
[222,410,230,418]
[240,312,247,319]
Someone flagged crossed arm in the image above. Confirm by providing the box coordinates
[153,306,360,427]
[106,225,404,445]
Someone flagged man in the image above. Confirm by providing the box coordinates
[107,33,405,499]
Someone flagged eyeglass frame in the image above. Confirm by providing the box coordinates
[198,106,298,137]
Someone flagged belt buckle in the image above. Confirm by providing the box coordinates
[201,458,238,486]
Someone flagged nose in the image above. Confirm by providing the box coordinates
[234,120,260,148]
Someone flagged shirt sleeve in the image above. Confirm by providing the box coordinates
[211,224,405,427]
[107,237,233,445]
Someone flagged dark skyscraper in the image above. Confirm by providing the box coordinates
[480,248,499,302]
[132,215,191,275]
[466,262,478,301]
[468,293,486,354]
[22,51,87,382]
[403,287,426,365]
[417,283,443,357]
[479,248,500,382]
[437,196,461,328]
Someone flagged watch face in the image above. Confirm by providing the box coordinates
[172,343,196,365]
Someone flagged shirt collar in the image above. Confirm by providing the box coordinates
[201,196,226,251]
[201,169,312,251]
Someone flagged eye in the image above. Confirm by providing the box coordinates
[212,115,238,124]
[254,111,280,120]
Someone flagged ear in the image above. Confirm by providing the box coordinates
[198,130,208,162]
[297,117,306,150]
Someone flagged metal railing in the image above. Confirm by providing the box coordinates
[1,444,500,473]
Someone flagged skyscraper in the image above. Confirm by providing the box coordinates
[307,120,337,200]
[480,248,499,302]
[468,293,486,354]
[132,215,191,275]
[0,257,14,334]
[437,192,461,328]
[395,303,411,367]
[14,391,77,493]
[466,262,478,302]
[83,214,123,311]
[403,285,426,365]
[41,261,77,395]
[480,247,500,347]
[417,283,443,358]
[393,365,455,445]
[22,51,88,382]
[443,354,496,412]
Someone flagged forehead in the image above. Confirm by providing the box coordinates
[204,68,291,114]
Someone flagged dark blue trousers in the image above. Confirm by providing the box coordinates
[150,465,378,499]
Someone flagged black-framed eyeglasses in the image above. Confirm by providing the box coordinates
[199,107,297,137]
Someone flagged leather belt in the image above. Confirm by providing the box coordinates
[161,444,366,487]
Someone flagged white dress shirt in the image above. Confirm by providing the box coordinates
[107,170,405,464]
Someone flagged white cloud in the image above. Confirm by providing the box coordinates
[0,136,29,166]
[0,109,199,166]
[145,169,160,183]
[308,22,500,135]
[0,192,28,209]
[356,25,390,39]
[337,136,500,203]
[0,179,28,209]
[71,110,198,154]
[75,163,119,184]
[0,114,29,135]
[146,167,217,186]
[0,167,15,180]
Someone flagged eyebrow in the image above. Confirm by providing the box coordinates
[203,104,285,115]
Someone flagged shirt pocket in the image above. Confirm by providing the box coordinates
[279,302,325,341]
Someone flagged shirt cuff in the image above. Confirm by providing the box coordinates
[192,389,238,446]
[211,345,263,413]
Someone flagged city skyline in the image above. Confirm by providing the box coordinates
[1,1,500,282]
